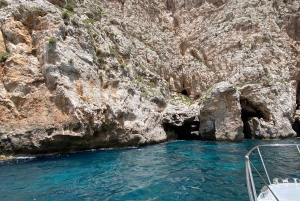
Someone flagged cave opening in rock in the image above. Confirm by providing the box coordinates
[240,98,265,139]
[296,82,300,110]
[181,89,188,96]
[292,82,300,136]
[163,119,200,140]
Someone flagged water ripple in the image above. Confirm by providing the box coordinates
[0,139,299,201]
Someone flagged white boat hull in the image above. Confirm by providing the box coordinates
[258,183,300,201]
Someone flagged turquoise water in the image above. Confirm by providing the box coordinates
[0,139,299,201]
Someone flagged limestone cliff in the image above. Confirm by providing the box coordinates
[0,0,299,156]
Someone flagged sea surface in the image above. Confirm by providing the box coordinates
[0,138,299,201]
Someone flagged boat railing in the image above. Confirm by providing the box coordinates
[245,144,300,201]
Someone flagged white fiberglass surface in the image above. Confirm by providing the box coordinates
[258,183,300,201]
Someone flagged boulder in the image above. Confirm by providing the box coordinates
[240,84,296,139]
[199,82,244,141]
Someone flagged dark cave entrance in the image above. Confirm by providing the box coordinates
[163,119,200,140]
[181,89,188,96]
[240,98,266,139]
[292,82,300,137]
[296,82,300,110]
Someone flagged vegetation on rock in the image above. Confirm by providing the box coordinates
[0,0,299,155]
[0,52,9,62]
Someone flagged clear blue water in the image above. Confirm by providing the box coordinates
[0,139,299,201]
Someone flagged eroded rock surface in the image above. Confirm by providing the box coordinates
[0,0,299,156]
[240,83,296,139]
[199,82,244,141]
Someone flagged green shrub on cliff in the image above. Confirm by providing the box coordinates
[71,18,79,26]
[66,0,76,12]
[48,37,57,44]
[140,65,146,71]
[142,91,148,98]
[97,56,105,63]
[96,49,102,56]
[62,11,70,19]
[109,46,117,57]
[0,52,9,62]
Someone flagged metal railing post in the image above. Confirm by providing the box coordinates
[257,147,271,185]
[245,144,300,200]
[246,156,254,201]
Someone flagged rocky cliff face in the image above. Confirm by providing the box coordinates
[0,0,299,156]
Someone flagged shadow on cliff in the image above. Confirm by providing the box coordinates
[163,119,201,140]
[292,82,300,137]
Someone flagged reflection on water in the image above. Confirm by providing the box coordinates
[0,138,299,201]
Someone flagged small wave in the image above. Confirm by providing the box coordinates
[187,186,202,190]
[16,156,36,160]
[98,146,138,150]
[0,155,36,165]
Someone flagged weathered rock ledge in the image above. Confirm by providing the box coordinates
[0,0,299,156]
